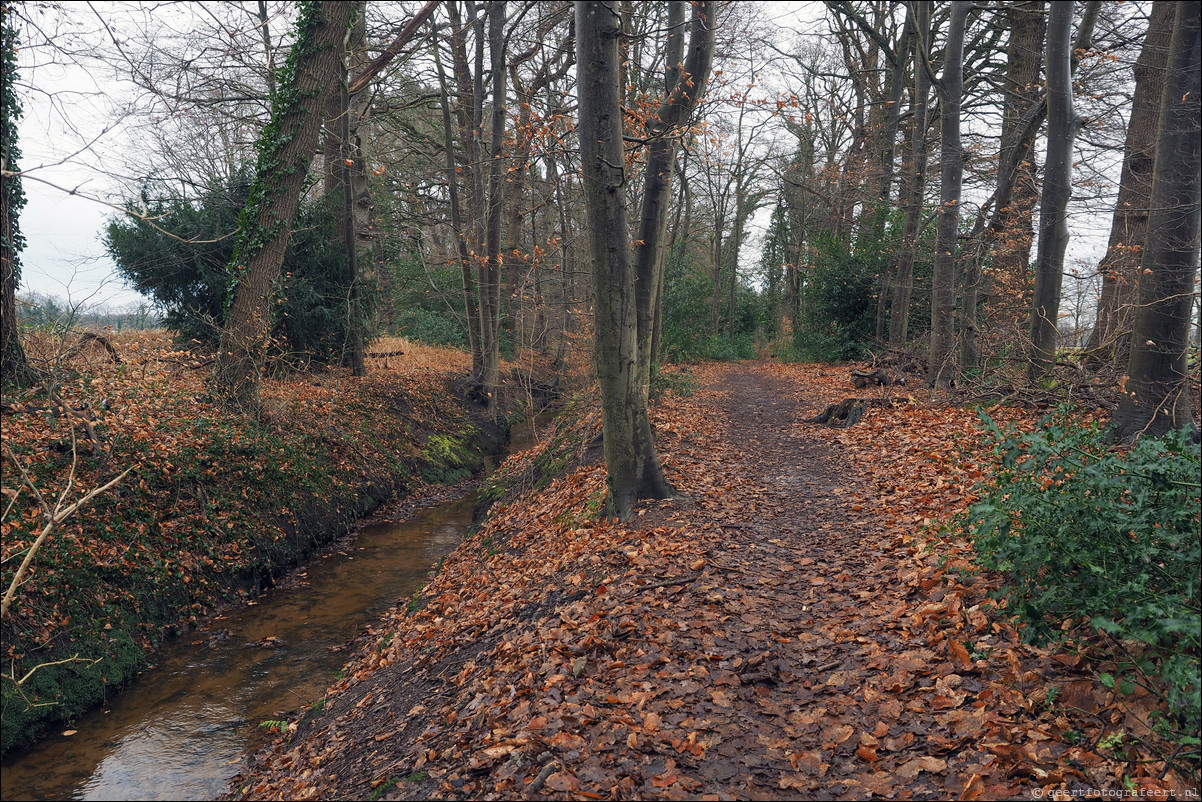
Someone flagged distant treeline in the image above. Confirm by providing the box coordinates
[16,292,161,332]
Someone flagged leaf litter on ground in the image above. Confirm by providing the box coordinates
[225,361,1196,800]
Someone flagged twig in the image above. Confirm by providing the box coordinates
[1,444,133,619]
[525,761,559,797]
[627,573,701,596]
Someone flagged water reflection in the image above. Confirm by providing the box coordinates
[2,493,481,801]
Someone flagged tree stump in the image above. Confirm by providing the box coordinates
[807,397,905,427]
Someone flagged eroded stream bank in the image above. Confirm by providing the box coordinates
[0,417,547,802]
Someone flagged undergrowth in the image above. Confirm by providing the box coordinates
[962,409,1201,752]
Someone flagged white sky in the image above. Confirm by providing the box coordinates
[11,1,1122,316]
[15,19,145,310]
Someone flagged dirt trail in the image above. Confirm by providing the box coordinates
[230,362,1157,801]
[589,363,987,798]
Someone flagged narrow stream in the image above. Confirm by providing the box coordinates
[1,420,543,801]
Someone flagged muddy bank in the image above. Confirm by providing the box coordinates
[1,368,522,757]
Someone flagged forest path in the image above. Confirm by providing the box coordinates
[614,361,986,798]
[231,361,1117,801]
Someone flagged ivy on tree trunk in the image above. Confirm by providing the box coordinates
[1,7,31,388]
[211,1,352,411]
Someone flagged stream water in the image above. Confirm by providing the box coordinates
[1,420,542,801]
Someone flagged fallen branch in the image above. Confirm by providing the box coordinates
[628,573,701,596]
[1,442,133,619]
[3,654,103,710]
[850,368,906,389]
[61,332,122,364]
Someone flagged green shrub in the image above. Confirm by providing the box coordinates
[659,247,766,364]
[791,230,899,363]
[793,320,871,363]
[104,170,375,364]
[393,306,467,348]
[962,410,1200,740]
[649,366,697,400]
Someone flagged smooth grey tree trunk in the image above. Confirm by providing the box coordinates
[433,34,481,368]
[1084,1,1173,369]
[448,0,487,381]
[479,0,506,413]
[633,0,714,395]
[958,0,1046,370]
[1026,1,1076,384]
[871,9,912,342]
[1110,2,1200,441]
[577,0,672,521]
[929,1,969,387]
[889,0,930,347]
[323,2,368,376]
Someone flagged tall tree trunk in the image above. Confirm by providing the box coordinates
[340,62,366,376]
[505,14,573,351]
[211,1,352,411]
[577,0,672,522]
[433,30,481,367]
[1110,2,1200,441]
[1,6,30,387]
[929,1,969,387]
[1026,1,1076,384]
[255,0,278,95]
[875,10,910,223]
[709,226,725,333]
[990,3,1099,345]
[1084,1,1174,368]
[889,0,930,346]
[960,0,1046,370]
[324,2,368,376]
[504,108,531,342]
[344,2,385,336]
[449,0,487,380]
[634,1,702,396]
[478,0,506,412]
[872,9,912,342]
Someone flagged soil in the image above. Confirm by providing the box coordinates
[226,363,1189,800]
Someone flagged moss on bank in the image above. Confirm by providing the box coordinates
[475,392,602,519]
[0,364,511,757]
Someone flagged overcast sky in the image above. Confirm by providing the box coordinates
[11,1,1118,316]
[16,17,145,310]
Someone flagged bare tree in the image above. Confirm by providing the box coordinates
[1027,1,1077,384]
[1084,1,1174,368]
[1110,2,1200,441]
[958,0,1046,370]
[927,0,969,387]
[632,0,715,393]
[577,0,714,520]
[888,0,930,347]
